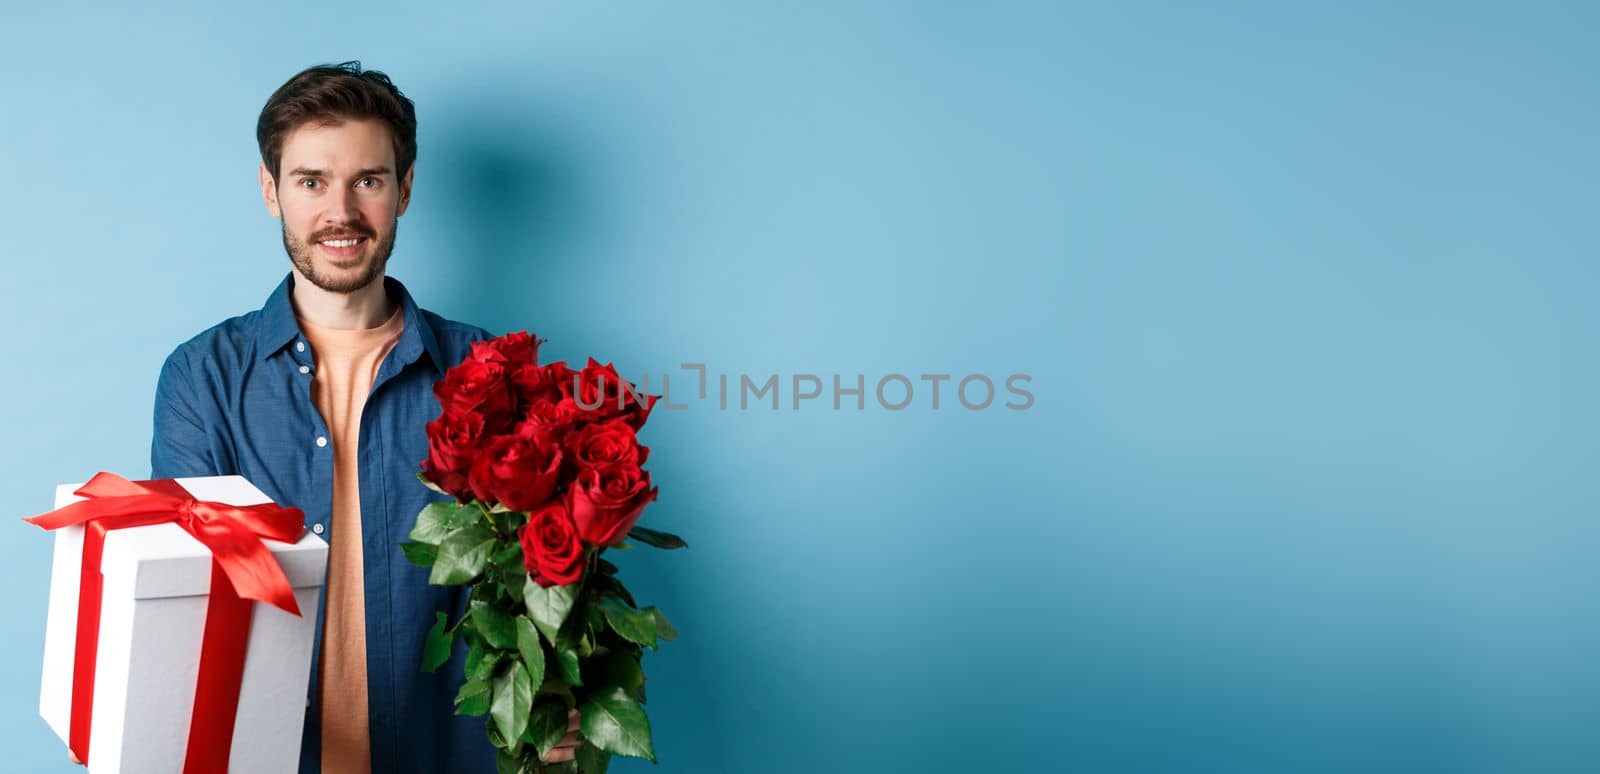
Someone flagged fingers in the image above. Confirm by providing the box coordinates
[539,708,584,763]
[541,746,576,763]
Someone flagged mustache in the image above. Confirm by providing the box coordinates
[309,227,375,242]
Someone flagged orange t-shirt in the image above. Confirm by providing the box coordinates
[298,304,405,774]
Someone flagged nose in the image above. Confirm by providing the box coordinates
[323,185,363,226]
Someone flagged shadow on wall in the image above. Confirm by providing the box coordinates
[424,107,592,345]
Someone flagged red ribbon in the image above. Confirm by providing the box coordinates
[25,472,306,772]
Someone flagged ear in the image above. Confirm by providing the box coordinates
[259,162,281,218]
[395,165,415,217]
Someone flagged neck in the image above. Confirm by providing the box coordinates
[289,267,395,329]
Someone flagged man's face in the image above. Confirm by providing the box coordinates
[260,118,413,294]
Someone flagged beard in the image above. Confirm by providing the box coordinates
[281,218,398,294]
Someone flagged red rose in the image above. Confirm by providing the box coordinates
[619,392,659,431]
[566,419,649,470]
[564,358,621,411]
[434,358,514,430]
[466,339,499,364]
[421,411,486,500]
[515,397,584,446]
[565,358,657,429]
[567,463,658,547]
[521,503,584,587]
[470,331,545,366]
[467,433,563,512]
[510,361,571,409]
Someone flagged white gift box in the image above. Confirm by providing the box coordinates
[38,475,328,774]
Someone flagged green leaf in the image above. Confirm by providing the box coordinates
[399,540,438,567]
[649,607,678,642]
[409,501,476,545]
[609,541,633,550]
[420,612,453,673]
[430,525,496,585]
[535,674,575,704]
[599,595,659,649]
[416,471,449,495]
[584,596,607,634]
[455,676,491,717]
[490,578,518,607]
[496,748,520,774]
[491,542,530,591]
[585,572,635,608]
[456,675,489,702]
[575,741,613,773]
[579,687,655,762]
[523,699,571,759]
[485,719,507,749]
[522,576,578,645]
[627,525,688,549]
[490,541,523,569]
[471,600,518,650]
[586,649,644,700]
[457,691,491,717]
[488,507,523,538]
[491,660,534,752]
[470,647,504,684]
[516,615,547,691]
[461,499,492,521]
[554,636,583,686]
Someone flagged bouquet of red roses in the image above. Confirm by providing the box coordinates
[400,331,686,774]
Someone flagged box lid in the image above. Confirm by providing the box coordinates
[54,475,328,599]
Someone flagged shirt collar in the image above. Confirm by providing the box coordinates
[256,272,446,373]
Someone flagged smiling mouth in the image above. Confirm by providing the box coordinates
[313,235,372,269]
[317,236,368,248]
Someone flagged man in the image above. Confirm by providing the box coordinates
[146,62,579,773]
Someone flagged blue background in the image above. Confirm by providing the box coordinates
[2,2,1595,772]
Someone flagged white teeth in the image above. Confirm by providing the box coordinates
[321,238,361,247]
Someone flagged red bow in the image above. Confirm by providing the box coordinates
[26,472,307,771]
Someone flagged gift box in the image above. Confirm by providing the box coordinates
[33,474,328,774]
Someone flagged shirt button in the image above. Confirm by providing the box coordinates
[296,341,306,353]
[299,365,311,375]
[315,436,328,448]
[312,523,325,535]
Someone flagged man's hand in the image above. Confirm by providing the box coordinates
[67,750,81,765]
[540,707,582,763]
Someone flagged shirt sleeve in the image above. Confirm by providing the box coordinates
[150,349,220,478]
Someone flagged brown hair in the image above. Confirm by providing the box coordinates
[256,60,417,183]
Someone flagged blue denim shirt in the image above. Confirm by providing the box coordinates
[150,273,495,774]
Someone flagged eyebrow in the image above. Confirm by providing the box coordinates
[287,166,393,178]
